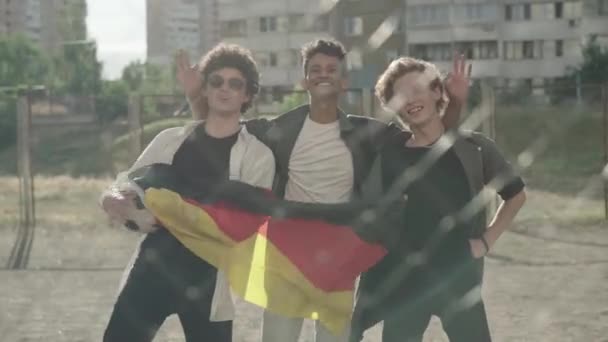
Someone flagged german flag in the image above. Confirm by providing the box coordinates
[128,164,392,334]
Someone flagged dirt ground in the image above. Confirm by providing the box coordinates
[1,222,607,342]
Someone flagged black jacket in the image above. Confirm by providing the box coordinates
[245,104,400,199]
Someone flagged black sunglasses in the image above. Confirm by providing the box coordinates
[207,74,246,91]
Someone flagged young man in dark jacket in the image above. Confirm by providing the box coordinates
[350,57,526,342]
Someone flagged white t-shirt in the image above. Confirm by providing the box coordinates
[284,115,354,203]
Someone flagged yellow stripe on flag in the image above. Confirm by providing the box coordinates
[144,188,234,268]
[227,233,353,334]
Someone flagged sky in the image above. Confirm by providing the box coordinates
[87,0,147,79]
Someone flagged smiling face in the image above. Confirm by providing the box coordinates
[390,70,443,129]
[203,67,250,117]
[302,53,347,100]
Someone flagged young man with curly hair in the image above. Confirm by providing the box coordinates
[350,57,526,342]
[100,43,275,342]
[180,39,472,342]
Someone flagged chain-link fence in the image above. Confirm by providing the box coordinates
[492,83,607,225]
[2,81,607,341]
[0,93,19,268]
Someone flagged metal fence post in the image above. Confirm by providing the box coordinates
[17,95,35,231]
[602,82,608,221]
[127,95,142,164]
[480,81,498,220]
[8,93,35,269]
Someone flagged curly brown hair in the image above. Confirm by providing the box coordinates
[300,39,347,75]
[375,57,447,113]
[197,43,259,113]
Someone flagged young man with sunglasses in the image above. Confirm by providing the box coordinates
[100,43,275,342]
[180,39,471,342]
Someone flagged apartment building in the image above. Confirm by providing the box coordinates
[218,0,334,110]
[330,0,406,88]
[146,0,219,65]
[327,0,607,91]
[0,0,87,51]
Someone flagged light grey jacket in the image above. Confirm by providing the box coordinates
[100,121,275,321]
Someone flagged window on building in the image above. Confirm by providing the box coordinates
[532,3,556,19]
[505,40,543,60]
[255,52,270,67]
[410,43,451,61]
[506,3,531,21]
[290,49,301,67]
[460,3,499,21]
[429,44,452,61]
[347,49,363,69]
[411,45,429,60]
[313,16,329,31]
[456,42,474,59]
[220,20,246,37]
[269,52,278,67]
[522,41,535,58]
[564,1,582,18]
[477,41,499,59]
[555,2,563,18]
[564,39,579,56]
[466,4,481,20]
[504,41,522,59]
[344,16,363,36]
[260,16,277,32]
[289,14,307,31]
[555,40,563,57]
[409,5,449,25]
[386,49,399,63]
[600,0,608,15]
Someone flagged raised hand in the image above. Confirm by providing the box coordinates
[445,53,472,106]
[176,49,203,101]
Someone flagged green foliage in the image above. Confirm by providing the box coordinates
[96,80,129,125]
[54,41,101,95]
[0,94,17,151]
[0,36,47,151]
[121,60,146,91]
[577,35,608,84]
[279,91,307,113]
[0,35,50,87]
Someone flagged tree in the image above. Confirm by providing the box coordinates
[279,90,307,113]
[54,41,102,95]
[576,35,608,84]
[550,36,608,104]
[0,35,49,150]
[122,60,146,91]
[0,34,50,87]
[96,80,129,125]
[0,94,17,150]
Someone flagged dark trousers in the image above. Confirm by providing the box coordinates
[382,299,491,342]
[381,260,491,342]
[103,230,232,342]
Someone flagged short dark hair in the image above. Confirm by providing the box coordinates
[375,57,447,112]
[197,43,259,113]
[300,39,347,75]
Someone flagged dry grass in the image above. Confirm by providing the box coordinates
[0,176,112,229]
[1,174,605,229]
